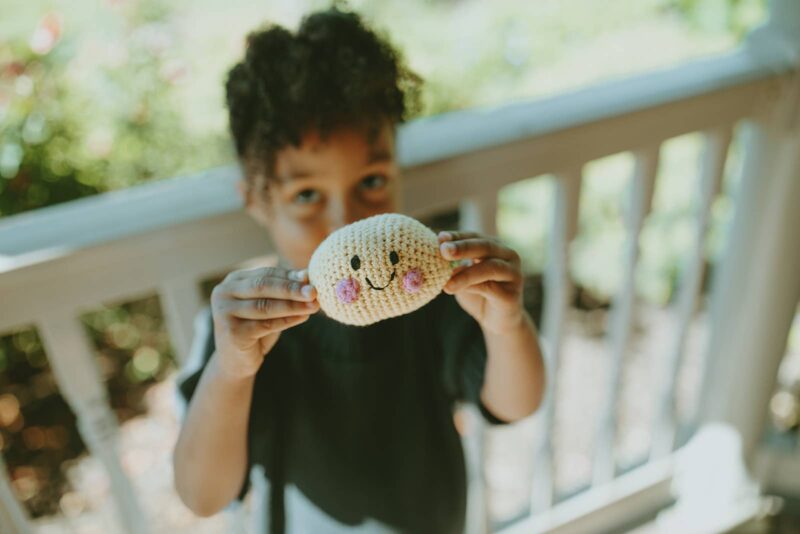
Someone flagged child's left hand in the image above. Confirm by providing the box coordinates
[438,231,526,335]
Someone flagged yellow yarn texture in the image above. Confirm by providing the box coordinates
[308,213,453,326]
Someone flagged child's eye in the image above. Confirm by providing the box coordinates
[359,174,387,191]
[293,189,322,205]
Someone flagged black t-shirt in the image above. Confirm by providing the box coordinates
[177,293,507,533]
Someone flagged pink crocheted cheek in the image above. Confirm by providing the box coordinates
[335,277,360,304]
[402,269,424,293]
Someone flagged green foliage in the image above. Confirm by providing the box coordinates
[0,295,175,517]
[0,3,231,217]
[0,329,81,517]
[0,33,99,214]
[663,0,768,38]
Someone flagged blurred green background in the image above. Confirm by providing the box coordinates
[0,0,775,519]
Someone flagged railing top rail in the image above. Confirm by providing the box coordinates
[0,44,791,271]
[397,46,786,167]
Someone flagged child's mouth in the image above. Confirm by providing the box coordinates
[365,270,396,290]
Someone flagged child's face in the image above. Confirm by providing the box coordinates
[239,122,400,269]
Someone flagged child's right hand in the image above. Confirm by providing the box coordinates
[209,266,318,379]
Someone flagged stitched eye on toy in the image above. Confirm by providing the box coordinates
[389,250,399,265]
[350,255,361,270]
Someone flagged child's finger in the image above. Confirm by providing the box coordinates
[458,282,520,304]
[287,268,309,282]
[449,264,469,277]
[266,314,312,333]
[235,314,311,340]
[225,265,292,282]
[440,238,518,263]
[438,230,481,243]
[227,297,319,320]
[444,259,520,293]
[223,274,316,302]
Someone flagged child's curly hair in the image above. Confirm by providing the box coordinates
[225,5,422,188]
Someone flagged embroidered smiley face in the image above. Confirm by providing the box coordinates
[308,213,453,326]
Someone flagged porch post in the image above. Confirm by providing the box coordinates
[745,0,800,75]
[694,0,800,466]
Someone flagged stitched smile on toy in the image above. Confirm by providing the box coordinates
[352,250,399,291]
[309,213,451,323]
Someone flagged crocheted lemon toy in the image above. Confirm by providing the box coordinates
[308,213,454,326]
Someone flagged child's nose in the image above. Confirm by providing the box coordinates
[326,197,360,232]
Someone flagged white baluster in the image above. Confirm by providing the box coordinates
[459,195,498,236]
[532,169,583,512]
[159,277,204,365]
[37,312,148,534]
[650,126,733,460]
[457,193,498,530]
[593,146,660,486]
[0,455,33,534]
[695,78,800,466]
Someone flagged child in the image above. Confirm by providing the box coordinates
[172,6,545,533]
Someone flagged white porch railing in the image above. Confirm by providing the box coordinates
[2,1,800,532]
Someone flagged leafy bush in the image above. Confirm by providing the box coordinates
[0,3,231,218]
[0,295,175,517]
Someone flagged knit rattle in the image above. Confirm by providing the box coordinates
[308,213,454,326]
